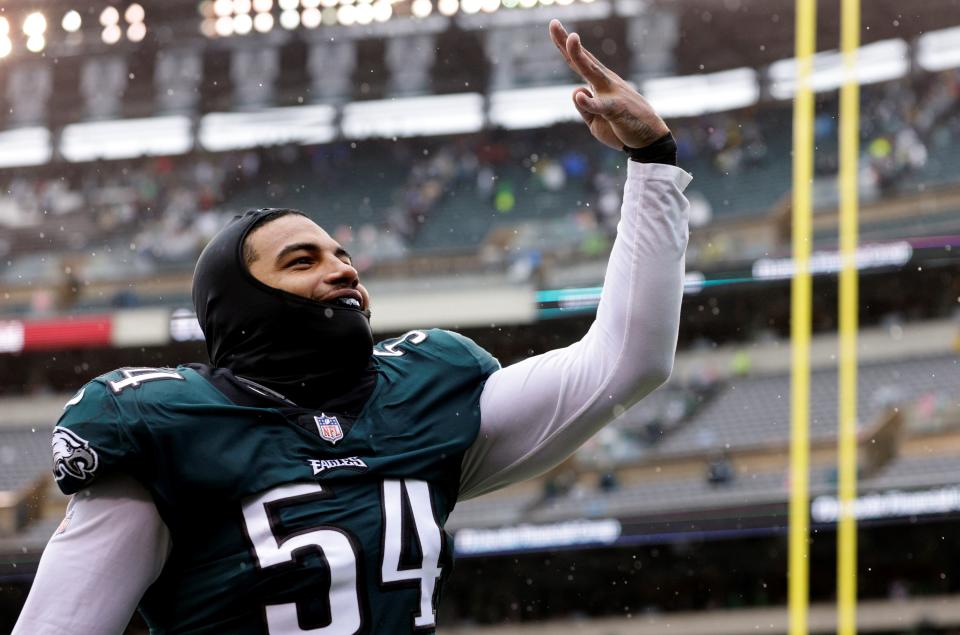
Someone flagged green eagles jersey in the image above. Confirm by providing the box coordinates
[51,329,499,634]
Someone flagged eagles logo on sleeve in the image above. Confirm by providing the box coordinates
[52,426,100,484]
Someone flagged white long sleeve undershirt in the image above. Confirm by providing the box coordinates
[13,473,171,634]
[460,161,691,498]
[13,160,691,634]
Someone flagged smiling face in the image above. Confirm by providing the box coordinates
[244,213,370,311]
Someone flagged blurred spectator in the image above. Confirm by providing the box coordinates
[730,350,752,377]
[706,452,735,486]
[55,265,82,312]
[598,471,619,492]
[494,183,516,214]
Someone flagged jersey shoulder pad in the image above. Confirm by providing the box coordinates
[95,366,192,401]
[53,366,194,495]
[437,329,501,378]
[374,328,500,378]
[54,375,131,495]
[93,365,230,410]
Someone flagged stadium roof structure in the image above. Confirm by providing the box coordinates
[666,0,960,74]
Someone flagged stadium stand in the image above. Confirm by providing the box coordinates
[3,68,960,309]
[650,353,959,456]
[0,428,49,494]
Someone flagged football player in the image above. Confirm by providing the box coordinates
[15,20,692,634]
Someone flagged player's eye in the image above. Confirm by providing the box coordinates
[288,256,313,268]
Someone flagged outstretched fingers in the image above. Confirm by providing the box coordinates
[550,20,613,89]
[549,20,568,50]
[549,20,578,77]
[566,32,615,89]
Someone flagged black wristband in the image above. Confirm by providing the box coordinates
[623,132,677,166]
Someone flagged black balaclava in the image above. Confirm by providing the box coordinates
[192,209,375,408]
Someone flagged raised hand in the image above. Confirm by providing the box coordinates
[549,19,670,150]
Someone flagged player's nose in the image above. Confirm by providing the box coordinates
[323,257,360,288]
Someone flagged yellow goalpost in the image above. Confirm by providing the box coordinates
[788,0,859,633]
[837,0,861,632]
[787,0,815,630]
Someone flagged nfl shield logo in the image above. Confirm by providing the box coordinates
[315,414,343,444]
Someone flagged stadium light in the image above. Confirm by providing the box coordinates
[253,0,274,12]
[234,0,253,13]
[62,10,83,32]
[198,1,215,18]
[100,6,120,26]
[23,13,47,36]
[372,1,391,22]
[215,15,234,35]
[280,0,299,9]
[320,0,338,8]
[125,3,145,23]
[301,7,322,27]
[127,21,147,41]
[200,17,217,37]
[355,3,373,24]
[555,0,574,6]
[102,23,122,43]
[321,7,338,23]
[411,0,432,17]
[519,0,537,8]
[481,0,500,13]
[233,13,253,33]
[461,0,481,14]
[26,35,45,52]
[214,0,233,16]
[0,37,11,58]
[337,5,357,25]
[279,9,300,28]
[253,12,274,31]
[438,0,458,16]
[0,17,8,36]
[302,0,322,7]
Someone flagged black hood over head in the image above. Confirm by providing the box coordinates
[191,209,375,409]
